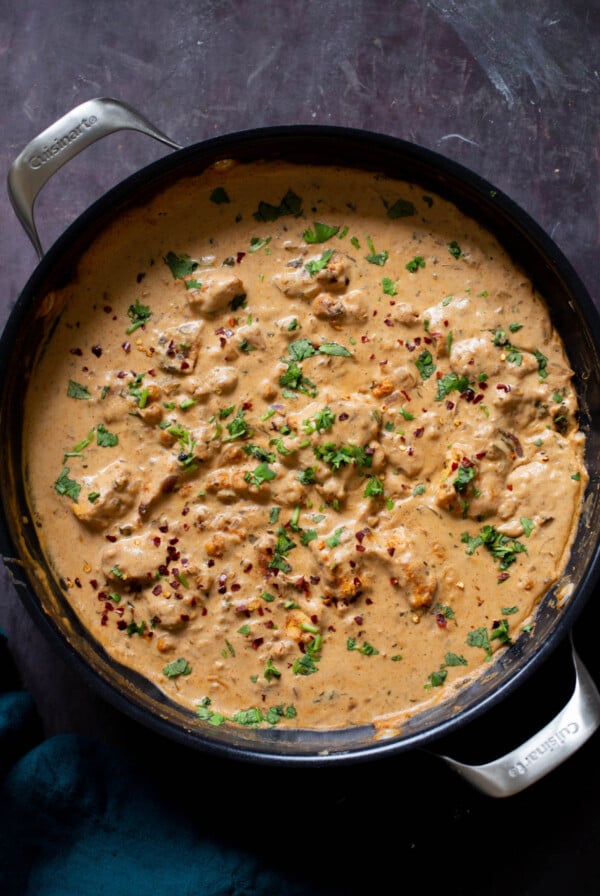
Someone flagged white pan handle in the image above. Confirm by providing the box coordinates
[7,96,182,258]
[436,634,600,797]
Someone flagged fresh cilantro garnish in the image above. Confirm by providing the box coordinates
[230,293,247,310]
[520,517,535,537]
[313,442,372,470]
[244,462,277,487]
[297,467,317,486]
[412,483,426,496]
[467,626,492,656]
[67,380,91,400]
[448,240,463,258]
[365,236,388,266]
[347,637,379,655]
[253,189,303,222]
[210,187,230,204]
[435,372,469,401]
[303,221,340,243]
[243,444,276,463]
[364,475,384,498]
[249,236,271,253]
[163,657,192,678]
[326,527,345,548]
[415,349,436,380]
[126,298,152,334]
[318,342,353,357]
[305,249,334,277]
[453,462,476,493]
[279,361,317,397]
[269,526,297,573]
[302,406,336,434]
[289,339,317,360]
[385,198,416,218]
[300,528,318,545]
[534,348,548,380]
[406,255,426,272]
[382,277,398,296]
[461,525,527,571]
[223,407,252,441]
[96,423,118,447]
[163,251,198,279]
[54,468,81,501]
[264,658,282,682]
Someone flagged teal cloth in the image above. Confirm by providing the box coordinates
[0,631,342,896]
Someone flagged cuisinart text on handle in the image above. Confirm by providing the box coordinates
[508,722,579,777]
[27,115,99,169]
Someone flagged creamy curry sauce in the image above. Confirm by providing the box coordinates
[23,160,587,733]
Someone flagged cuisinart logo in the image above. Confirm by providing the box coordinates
[508,722,579,777]
[27,115,99,169]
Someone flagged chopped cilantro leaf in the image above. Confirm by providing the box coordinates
[415,349,436,380]
[67,380,91,400]
[303,221,340,243]
[305,249,334,277]
[210,187,230,204]
[126,298,152,334]
[163,657,192,678]
[54,468,81,501]
[96,423,118,447]
[164,251,198,279]
[253,189,303,222]
[244,462,277,487]
[385,198,416,219]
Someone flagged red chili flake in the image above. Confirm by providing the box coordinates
[263,620,275,629]
[207,558,215,567]
[446,400,455,410]
[415,427,425,438]
[117,620,127,630]
[507,484,513,491]
[339,413,349,421]
[117,370,127,379]
[122,342,131,353]
[310,575,320,584]
[424,336,432,344]
[148,368,156,376]
[169,537,179,545]
[443,319,449,327]
[180,614,190,622]
[373,310,378,316]
[152,537,161,547]
[473,393,484,404]
[461,389,475,402]
[236,251,246,263]
[97,591,107,601]
[479,381,488,390]
[180,360,190,370]
[201,607,208,616]
[74,578,82,588]
[105,534,117,543]
[496,383,511,392]
[158,564,169,576]
[379,359,388,367]
[81,367,89,373]
[356,544,366,552]
[159,524,169,533]
[436,613,447,628]
[91,345,102,358]
[70,347,83,356]
[104,601,114,612]
[407,446,414,456]
[231,583,241,592]
[390,577,399,586]
[387,547,395,557]
[475,451,487,460]
[355,529,366,542]
[406,343,415,352]
[251,638,264,650]
[101,615,108,626]
[103,306,112,314]
[384,318,394,327]
[451,461,459,471]
[365,597,373,605]
[498,572,510,582]
[89,579,98,590]
[369,353,376,360]
[361,335,370,343]
[182,506,190,516]
[218,336,227,348]
[354,615,363,625]
[401,390,411,402]
[152,584,162,596]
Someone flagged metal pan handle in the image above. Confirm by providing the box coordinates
[7,96,182,259]
[435,634,600,797]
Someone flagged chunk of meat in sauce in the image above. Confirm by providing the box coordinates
[186,270,246,315]
[72,460,139,529]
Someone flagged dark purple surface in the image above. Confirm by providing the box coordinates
[1,2,599,893]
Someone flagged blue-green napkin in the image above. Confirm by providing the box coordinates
[0,630,341,896]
